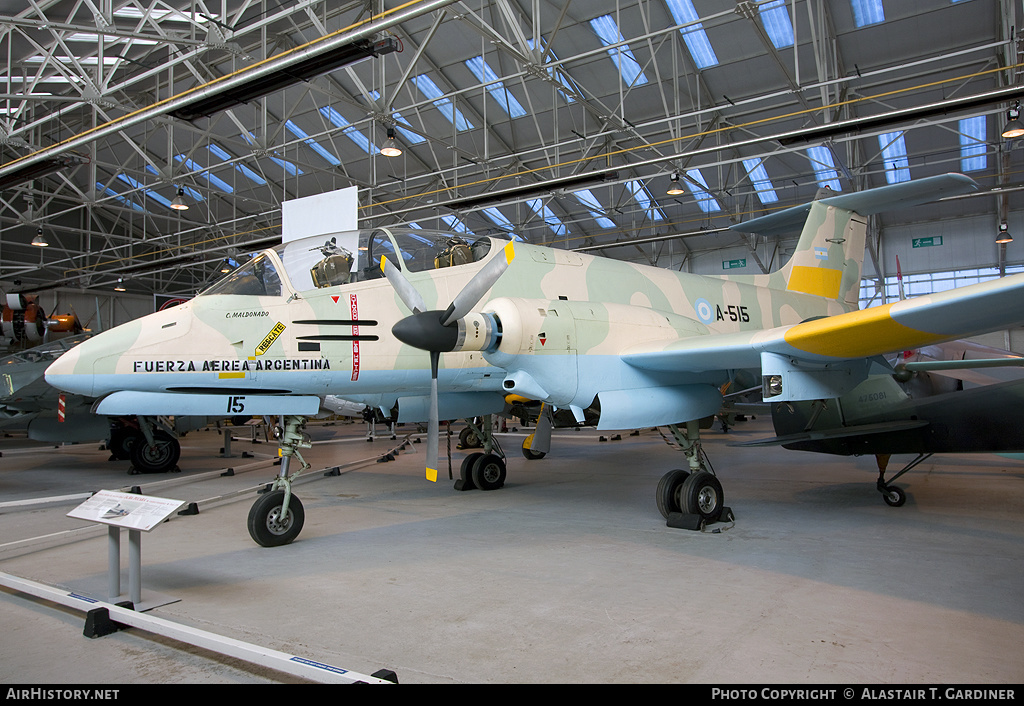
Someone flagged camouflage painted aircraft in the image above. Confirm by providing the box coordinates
[44,173,1024,546]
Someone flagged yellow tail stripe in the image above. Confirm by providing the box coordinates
[787,265,843,299]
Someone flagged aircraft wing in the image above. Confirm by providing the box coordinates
[623,273,1024,398]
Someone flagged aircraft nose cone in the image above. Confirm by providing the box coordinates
[45,344,95,397]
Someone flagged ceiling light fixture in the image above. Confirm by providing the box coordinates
[380,126,403,157]
[31,227,49,247]
[997,222,1013,244]
[113,278,126,292]
[666,173,685,195]
[1002,102,1024,139]
[170,187,189,211]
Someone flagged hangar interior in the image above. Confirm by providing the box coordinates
[1,0,1023,685]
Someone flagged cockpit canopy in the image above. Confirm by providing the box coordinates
[199,228,501,297]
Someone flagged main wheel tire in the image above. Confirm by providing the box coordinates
[108,429,140,460]
[680,471,724,522]
[459,426,482,448]
[460,452,483,489]
[128,430,181,473]
[471,453,506,491]
[247,490,305,547]
[656,469,690,519]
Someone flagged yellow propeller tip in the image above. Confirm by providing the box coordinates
[380,255,388,272]
[426,468,438,482]
[503,241,515,264]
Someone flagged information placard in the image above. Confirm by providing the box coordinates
[68,490,184,532]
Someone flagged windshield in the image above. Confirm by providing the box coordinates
[200,252,283,296]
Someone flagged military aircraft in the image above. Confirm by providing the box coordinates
[44,172,1024,546]
[735,340,1024,506]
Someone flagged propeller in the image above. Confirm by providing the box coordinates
[380,241,515,481]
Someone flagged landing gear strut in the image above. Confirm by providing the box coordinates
[248,415,310,547]
[657,421,730,529]
[455,414,507,491]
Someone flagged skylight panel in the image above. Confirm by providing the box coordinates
[365,92,426,144]
[682,169,721,213]
[285,120,342,165]
[440,214,473,234]
[625,181,665,221]
[877,132,911,183]
[174,155,234,193]
[411,75,474,131]
[240,131,303,176]
[207,144,266,185]
[850,0,885,27]
[116,173,173,209]
[314,108,378,155]
[806,146,842,190]
[482,207,516,231]
[958,116,987,172]
[97,182,146,213]
[589,15,649,86]
[573,189,617,229]
[527,198,569,235]
[525,39,578,103]
[465,57,528,119]
[143,164,203,202]
[665,0,720,69]
[759,0,795,49]
[741,158,780,204]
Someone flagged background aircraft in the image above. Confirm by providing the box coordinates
[44,173,1024,546]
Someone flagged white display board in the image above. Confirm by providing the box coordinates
[281,186,358,243]
[67,490,184,532]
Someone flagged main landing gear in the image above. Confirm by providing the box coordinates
[656,421,731,530]
[248,415,309,547]
[454,414,507,492]
[109,416,181,474]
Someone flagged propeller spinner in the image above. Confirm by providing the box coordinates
[381,241,515,481]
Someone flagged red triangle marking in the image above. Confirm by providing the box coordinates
[331,295,340,304]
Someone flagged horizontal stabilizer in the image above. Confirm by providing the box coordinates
[728,420,929,448]
[730,173,978,235]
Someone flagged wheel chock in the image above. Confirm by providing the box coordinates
[83,602,134,639]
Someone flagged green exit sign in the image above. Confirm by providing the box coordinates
[723,258,747,270]
[912,236,943,248]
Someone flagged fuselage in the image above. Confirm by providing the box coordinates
[45,228,849,425]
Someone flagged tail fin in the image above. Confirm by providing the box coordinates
[730,173,979,309]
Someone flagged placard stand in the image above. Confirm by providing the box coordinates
[68,490,185,611]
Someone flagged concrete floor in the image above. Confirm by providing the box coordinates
[1,416,1022,684]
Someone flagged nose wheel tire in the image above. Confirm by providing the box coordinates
[248,490,305,547]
